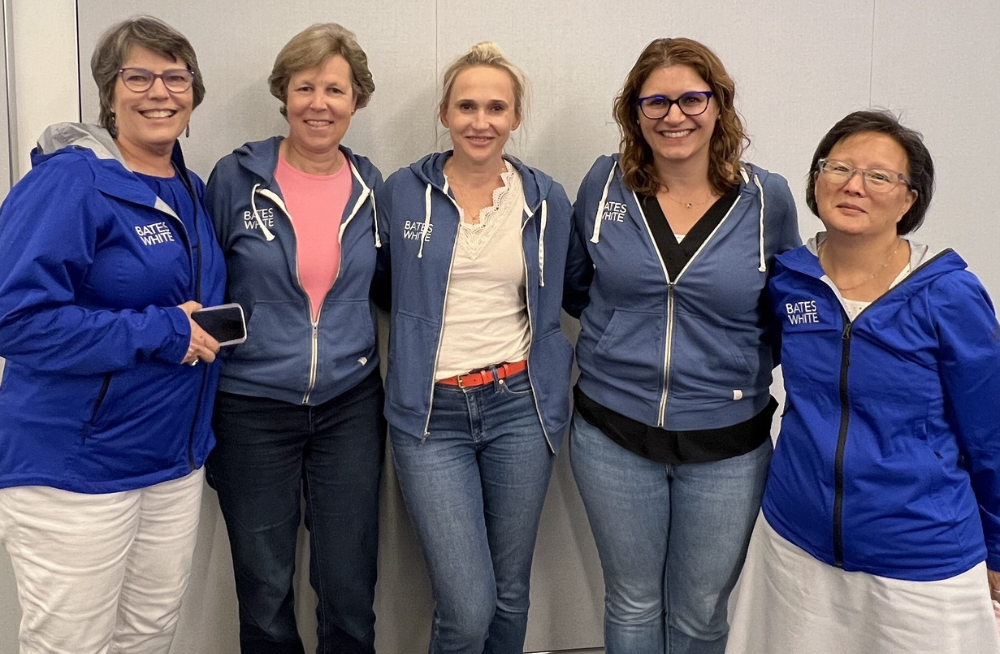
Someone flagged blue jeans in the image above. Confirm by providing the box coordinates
[390,370,554,654]
[570,411,771,654]
[206,370,385,654]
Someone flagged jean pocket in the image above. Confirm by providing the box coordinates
[498,370,533,397]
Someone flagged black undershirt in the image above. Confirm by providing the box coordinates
[641,184,740,281]
[578,184,775,465]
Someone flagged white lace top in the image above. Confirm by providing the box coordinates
[436,161,531,379]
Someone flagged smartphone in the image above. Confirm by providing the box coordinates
[191,303,247,346]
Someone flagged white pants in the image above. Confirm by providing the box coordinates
[0,469,204,654]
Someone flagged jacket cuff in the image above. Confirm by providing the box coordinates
[157,307,192,364]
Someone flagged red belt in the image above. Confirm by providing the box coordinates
[438,360,528,388]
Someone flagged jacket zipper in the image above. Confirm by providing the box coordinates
[421,189,463,439]
[158,169,204,469]
[520,213,555,453]
[81,372,113,442]
[833,317,852,565]
[256,179,371,405]
[821,246,952,566]
[631,191,741,426]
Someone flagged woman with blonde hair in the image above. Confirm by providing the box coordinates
[564,37,799,653]
[376,42,580,653]
[205,23,383,654]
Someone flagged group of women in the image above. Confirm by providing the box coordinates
[0,13,997,654]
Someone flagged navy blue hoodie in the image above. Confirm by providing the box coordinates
[376,153,581,451]
[566,154,800,431]
[0,123,226,493]
[206,137,383,406]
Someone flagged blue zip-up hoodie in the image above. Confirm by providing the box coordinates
[565,154,800,431]
[205,137,383,406]
[376,152,577,451]
[764,239,1000,581]
[0,123,226,493]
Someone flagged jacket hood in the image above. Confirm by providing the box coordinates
[589,154,774,272]
[232,135,381,189]
[31,122,192,218]
[407,151,554,209]
[779,234,964,291]
[33,122,125,166]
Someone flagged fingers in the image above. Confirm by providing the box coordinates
[177,300,203,317]
[179,303,219,366]
[187,322,220,364]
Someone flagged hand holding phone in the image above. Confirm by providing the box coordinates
[191,303,247,347]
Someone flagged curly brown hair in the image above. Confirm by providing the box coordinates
[613,38,748,196]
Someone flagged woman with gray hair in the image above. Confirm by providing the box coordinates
[204,22,383,654]
[0,15,225,654]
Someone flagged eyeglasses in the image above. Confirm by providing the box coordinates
[118,67,195,93]
[817,158,911,193]
[636,91,714,120]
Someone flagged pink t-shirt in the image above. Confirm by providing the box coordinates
[275,153,353,321]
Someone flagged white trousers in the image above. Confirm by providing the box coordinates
[0,468,204,654]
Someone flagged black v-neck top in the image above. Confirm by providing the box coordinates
[640,184,740,281]
[575,183,775,465]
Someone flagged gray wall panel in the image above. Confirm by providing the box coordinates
[871,0,1000,295]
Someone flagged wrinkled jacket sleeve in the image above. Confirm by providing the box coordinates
[936,271,1000,571]
[0,160,191,374]
[371,171,394,312]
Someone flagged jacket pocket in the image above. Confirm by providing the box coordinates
[591,309,664,395]
[221,301,312,390]
[386,310,440,417]
[80,372,113,443]
[528,328,574,432]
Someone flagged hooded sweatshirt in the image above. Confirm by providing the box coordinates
[0,122,226,493]
[376,152,580,452]
[205,137,383,406]
[565,154,801,432]
[764,238,1000,581]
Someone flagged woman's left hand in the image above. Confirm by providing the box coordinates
[989,568,1000,603]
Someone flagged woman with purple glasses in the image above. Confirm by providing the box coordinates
[563,37,799,653]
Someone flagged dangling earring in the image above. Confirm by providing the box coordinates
[109,112,118,138]
[185,123,190,138]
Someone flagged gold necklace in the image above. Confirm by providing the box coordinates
[819,238,902,292]
[661,192,715,209]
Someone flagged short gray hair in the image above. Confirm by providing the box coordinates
[91,16,206,134]
[268,23,375,116]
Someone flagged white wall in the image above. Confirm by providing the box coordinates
[3,1,1000,653]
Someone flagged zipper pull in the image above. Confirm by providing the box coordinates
[842,321,852,365]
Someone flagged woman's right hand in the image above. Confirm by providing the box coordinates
[178,301,221,365]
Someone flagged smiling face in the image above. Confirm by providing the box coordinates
[112,45,193,157]
[637,64,719,172]
[284,55,357,158]
[440,65,520,168]
[815,131,917,239]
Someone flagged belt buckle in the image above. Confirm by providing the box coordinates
[456,372,469,388]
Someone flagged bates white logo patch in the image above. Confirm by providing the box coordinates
[403,220,432,242]
[601,201,627,223]
[134,222,175,246]
[785,300,820,325]
[243,208,274,230]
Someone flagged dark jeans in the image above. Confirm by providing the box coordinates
[207,370,385,654]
